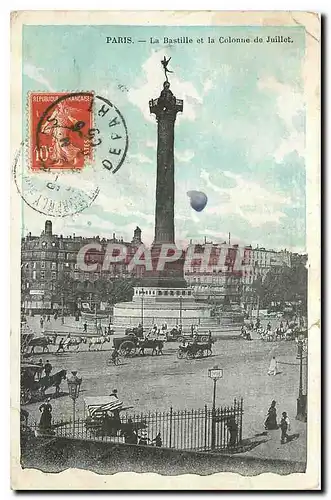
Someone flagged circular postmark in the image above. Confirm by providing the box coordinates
[13,141,100,218]
[14,92,129,218]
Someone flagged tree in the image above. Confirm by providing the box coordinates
[53,272,77,319]
[258,264,307,311]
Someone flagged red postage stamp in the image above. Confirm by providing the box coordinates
[29,92,94,171]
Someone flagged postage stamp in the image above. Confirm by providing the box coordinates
[30,92,94,171]
[10,10,320,491]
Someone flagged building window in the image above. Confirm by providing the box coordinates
[33,262,36,269]
[42,241,47,247]
[58,263,63,271]
[41,261,45,269]
[187,291,191,296]
[164,291,168,296]
[74,263,78,270]
[51,262,57,270]
[158,291,162,295]
[32,271,36,280]
[182,291,186,296]
[40,271,45,279]
[52,271,57,279]
[52,242,56,247]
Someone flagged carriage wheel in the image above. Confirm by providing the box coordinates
[20,388,32,405]
[206,348,212,357]
[187,350,195,359]
[177,349,185,359]
[119,340,136,357]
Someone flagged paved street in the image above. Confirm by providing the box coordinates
[23,315,307,463]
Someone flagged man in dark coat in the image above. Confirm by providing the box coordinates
[44,360,52,377]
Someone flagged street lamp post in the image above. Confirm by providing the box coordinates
[140,288,145,332]
[208,366,223,450]
[61,293,65,324]
[179,294,183,328]
[67,371,82,438]
[296,340,307,421]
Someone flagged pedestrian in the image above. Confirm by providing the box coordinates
[267,322,272,331]
[226,416,238,448]
[264,400,278,430]
[40,317,44,329]
[151,432,162,447]
[121,418,138,445]
[83,322,87,333]
[267,356,277,376]
[46,314,51,322]
[280,411,291,444]
[109,388,118,399]
[138,428,149,446]
[44,360,52,377]
[37,358,44,380]
[39,398,53,432]
[57,338,65,353]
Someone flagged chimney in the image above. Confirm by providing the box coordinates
[45,220,52,237]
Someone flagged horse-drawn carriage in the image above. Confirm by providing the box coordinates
[112,334,164,357]
[20,362,67,404]
[177,336,214,359]
[84,396,146,439]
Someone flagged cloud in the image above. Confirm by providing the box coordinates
[127,153,153,164]
[146,140,156,150]
[257,76,305,162]
[201,169,291,227]
[23,63,54,91]
[175,149,195,163]
[128,49,203,122]
[203,79,214,94]
[203,64,231,95]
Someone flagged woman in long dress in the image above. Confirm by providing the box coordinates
[264,400,278,430]
[39,399,53,431]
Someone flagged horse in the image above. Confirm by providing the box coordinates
[29,336,55,354]
[138,339,164,356]
[63,337,87,351]
[88,336,110,351]
[39,369,67,397]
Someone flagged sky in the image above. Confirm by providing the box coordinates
[22,24,306,252]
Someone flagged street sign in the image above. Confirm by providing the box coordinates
[29,290,44,295]
[208,366,223,380]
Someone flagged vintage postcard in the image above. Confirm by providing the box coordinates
[11,11,321,490]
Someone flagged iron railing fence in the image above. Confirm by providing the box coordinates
[28,398,243,452]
